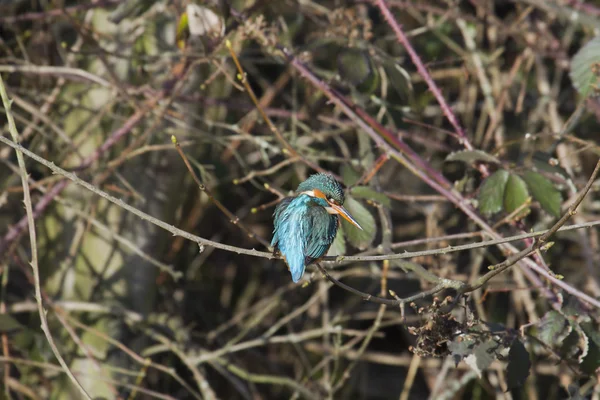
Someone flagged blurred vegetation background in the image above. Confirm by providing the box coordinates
[1,0,600,399]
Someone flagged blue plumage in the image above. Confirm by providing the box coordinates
[271,173,362,282]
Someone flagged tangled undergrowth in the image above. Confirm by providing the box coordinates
[1,0,600,399]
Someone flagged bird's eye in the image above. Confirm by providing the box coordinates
[328,198,337,205]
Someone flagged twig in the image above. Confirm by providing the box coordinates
[0,65,110,87]
[356,153,390,186]
[399,354,421,400]
[216,359,317,399]
[0,74,92,398]
[61,312,203,400]
[233,157,298,185]
[314,263,456,306]
[333,219,600,262]
[225,40,337,179]
[172,135,270,248]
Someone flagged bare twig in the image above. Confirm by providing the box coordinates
[0,74,92,398]
[172,135,270,248]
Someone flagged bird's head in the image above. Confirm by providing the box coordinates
[296,173,363,230]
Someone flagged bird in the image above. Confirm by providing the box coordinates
[271,173,363,282]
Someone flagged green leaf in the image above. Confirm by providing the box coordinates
[561,321,589,364]
[327,223,346,257]
[446,150,500,165]
[341,196,376,250]
[506,339,531,390]
[382,60,413,101]
[537,310,571,345]
[341,164,361,187]
[338,49,379,94]
[503,173,530,218]
[521,171,562,217]
[478,170,509,216]
[350,186,391,208]
[570,36,600,97]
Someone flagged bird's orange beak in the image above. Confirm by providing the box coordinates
[311,188,363,230]
[329,203,363,230]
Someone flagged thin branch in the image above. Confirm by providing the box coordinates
[333,219,600,262]
[0,74,92,398]
[172,135,270,248]
[314,263,457,306]
[0,65,110,87]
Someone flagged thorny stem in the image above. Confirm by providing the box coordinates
[374,0,470,147]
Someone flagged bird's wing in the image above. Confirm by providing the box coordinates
[304,206,338,266]
[271,197,294,250]
[272,196,309,282]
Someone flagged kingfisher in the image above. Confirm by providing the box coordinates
[271,173,363,282]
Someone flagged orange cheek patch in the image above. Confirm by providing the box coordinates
[312,189,327,200]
